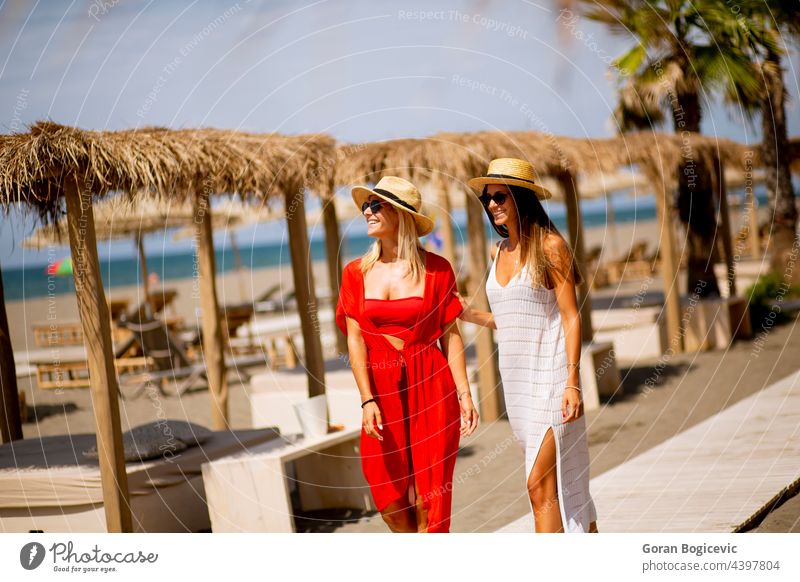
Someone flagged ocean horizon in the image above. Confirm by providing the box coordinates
[0,188,770,302]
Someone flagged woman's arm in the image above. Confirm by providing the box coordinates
[456,299,496,329]
[345,316,383,440]
[440,320,479,436]
[544,234,583,423]
[457,240,501,328]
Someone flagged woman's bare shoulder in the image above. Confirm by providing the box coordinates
[490,239,502,261]
[543,233,569,258]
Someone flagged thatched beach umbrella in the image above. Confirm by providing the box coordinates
[25,195,199,318]
[0,121,336,532]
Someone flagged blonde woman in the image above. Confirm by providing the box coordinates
[457,159,598,533]
[335,176,479,533]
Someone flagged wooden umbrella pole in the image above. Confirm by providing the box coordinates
[63,176,132,532]
[652,173,683,353]
[229,232,247,304]
[560,171,594,343]
[435,174,457,267]
[747,187,761,259]
[194,190,229,430]
[605,190,620,258]
[285,186,327,402]
[320,178,347,357]
[465,191,503,421]
[0,260,23,443]
[714,156,736,297]
[136,234,152,319]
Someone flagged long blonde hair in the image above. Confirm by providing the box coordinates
[360,203,426,281]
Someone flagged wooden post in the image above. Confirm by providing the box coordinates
[747,184,761,259]
[605,190,620,258]
[135,234,152,319]
[435,175,457,267]
[320,180,347,357]
[63,177,132,532]
[0,260,23,443]
[229,232,248,304]
[714,156,736,297]
[465,191,503,421]
[194,191,229,430]
[286,187,327,401]
[559,172,594,343]
[651,173,683,353]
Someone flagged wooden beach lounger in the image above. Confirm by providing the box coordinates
[120,318,265,397]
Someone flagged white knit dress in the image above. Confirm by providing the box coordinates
[485,240,597,532]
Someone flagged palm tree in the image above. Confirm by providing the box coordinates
[579,0,775,296]
[740,0,799,275]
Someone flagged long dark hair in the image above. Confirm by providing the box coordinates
[482,184,583,288]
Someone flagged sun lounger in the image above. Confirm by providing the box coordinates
[0,427,280,533]
[604,240,657,284]
[120,318,266,396]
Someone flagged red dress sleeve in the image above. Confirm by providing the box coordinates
[335,262,359,336]
[440,260,463,328]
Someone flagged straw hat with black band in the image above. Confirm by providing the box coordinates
[468,158,552,238]
[352,176,435,237]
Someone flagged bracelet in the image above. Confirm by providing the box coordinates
[360,398,376,408]
[457,391,470,401]
[567,363,580,370]
[564,385,581,393]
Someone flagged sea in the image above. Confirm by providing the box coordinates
[0,188,771,302]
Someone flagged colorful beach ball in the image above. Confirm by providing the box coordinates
[46,257,73,276]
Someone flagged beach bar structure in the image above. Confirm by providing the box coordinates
[0,121,336,531]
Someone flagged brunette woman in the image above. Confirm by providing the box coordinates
[458,158,598,533]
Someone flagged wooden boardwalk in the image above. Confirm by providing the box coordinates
[498,370,800,532]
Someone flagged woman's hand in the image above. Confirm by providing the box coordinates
[362,401,383,441]
[562,386,583,423]
[454,291,472,323]
[459,392,479,437]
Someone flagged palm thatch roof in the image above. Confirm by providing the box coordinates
[0,121,336,224]
[22,195,281,249]
[334,130,763,198]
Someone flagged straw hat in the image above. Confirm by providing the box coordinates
[468,158,552,200]
[352,176,435,237]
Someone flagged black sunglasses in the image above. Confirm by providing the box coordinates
[361,199,387,214]
[479,192,509,207]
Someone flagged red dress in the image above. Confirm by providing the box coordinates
[335,251,464,532]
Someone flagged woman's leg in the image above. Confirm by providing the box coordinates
[379,496,417,533]
[527,427,564,533]
[414,480,429,532]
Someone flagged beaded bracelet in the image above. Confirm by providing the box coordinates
[360,398,376,408]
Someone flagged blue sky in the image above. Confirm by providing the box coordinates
[2,0,799,266]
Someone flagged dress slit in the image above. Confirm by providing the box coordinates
[527,425,568,532]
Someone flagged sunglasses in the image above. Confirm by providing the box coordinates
[361,199,387,215]
[479,192,509,207]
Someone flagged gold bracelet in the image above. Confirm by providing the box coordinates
[567,362,580,370]
[564,385,581,393]
[457,391,470,401]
